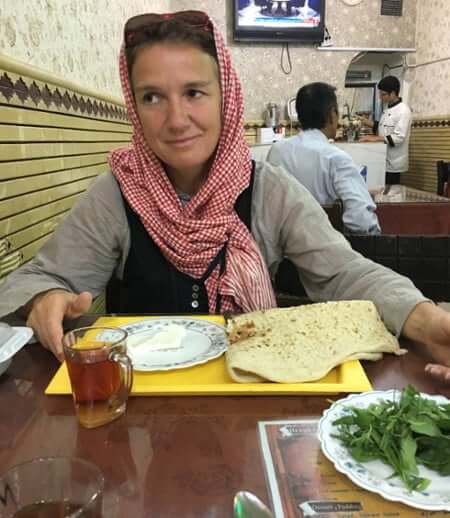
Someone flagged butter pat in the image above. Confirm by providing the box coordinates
[127,324,187,351]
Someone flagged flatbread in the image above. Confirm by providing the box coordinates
[225,301,406,383]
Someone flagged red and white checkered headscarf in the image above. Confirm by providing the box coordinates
[109,13,276,314]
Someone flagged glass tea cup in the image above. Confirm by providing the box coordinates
[63,327,133,429]
[0,456,104,517]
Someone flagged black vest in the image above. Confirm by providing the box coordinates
[106,163,255,314]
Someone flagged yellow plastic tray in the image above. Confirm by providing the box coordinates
[45,315,372,396]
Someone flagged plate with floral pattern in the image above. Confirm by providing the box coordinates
[318,390,450,511]
[101,317,227,372]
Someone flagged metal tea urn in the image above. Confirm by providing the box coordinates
[264,102,280,128]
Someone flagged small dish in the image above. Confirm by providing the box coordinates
[98,317,227,372]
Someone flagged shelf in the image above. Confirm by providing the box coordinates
[317,46,416,53]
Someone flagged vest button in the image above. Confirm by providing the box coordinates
[192,284,200,292]
[191,300,199,309]
[192,292,199,300]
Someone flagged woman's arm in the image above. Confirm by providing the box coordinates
[0,173,129,358]
[251,161,427,336]
[252,161,450,391]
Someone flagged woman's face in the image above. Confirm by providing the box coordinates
[131,43,222,188]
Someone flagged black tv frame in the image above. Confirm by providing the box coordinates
[232,0,326,44]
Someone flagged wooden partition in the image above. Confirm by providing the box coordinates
[0,54,131,312]
[404,116,450,193]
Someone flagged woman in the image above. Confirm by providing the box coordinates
[111,11,275,317]
[0,11,449,391]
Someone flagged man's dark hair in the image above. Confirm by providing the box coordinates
[295,82,338,130]
[377,75,400,96]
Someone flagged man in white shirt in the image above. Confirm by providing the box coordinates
[267,82,380,235]
[359,75,412,185]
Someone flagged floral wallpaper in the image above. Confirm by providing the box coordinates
[409,0,450,118]
[0,0,418,119]
[0,0,170,100]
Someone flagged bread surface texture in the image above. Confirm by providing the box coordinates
[225,301,405,383]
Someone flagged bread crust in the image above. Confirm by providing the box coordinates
[225,301,405,383]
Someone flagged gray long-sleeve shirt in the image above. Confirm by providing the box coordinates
[0,161,426,335]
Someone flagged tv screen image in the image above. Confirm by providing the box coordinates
[233,0,325,42]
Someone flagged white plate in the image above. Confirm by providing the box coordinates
[107,318,227,372]
[0,326,34,376]
[318,390,450,511]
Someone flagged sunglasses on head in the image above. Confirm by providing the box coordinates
[124,11,212,48]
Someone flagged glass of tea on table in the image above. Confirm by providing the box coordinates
[0,456,104,517]
[63,327,133,428]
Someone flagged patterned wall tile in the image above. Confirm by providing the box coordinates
[0,68,127,120]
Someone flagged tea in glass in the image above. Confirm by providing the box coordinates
[63,327,133,428]
[12,500,100,517]
[0,457,103,518]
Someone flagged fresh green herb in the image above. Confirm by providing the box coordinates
[331,385,450,492]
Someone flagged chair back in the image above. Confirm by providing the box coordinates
[437,160,450,197]
[322,199,344,232]
[274,199,344,306]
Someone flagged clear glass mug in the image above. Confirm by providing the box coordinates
[0,456,104,517]
[63,327,133,429]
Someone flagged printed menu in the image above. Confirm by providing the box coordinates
[258,418,449,518]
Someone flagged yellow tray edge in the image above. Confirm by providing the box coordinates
[45,316,373,396]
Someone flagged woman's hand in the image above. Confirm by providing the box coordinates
[425,364,450,397]
[26,289,92,361]
[425,363,450,380]
[402,302,450,395]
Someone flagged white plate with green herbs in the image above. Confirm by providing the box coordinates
[318,387,450,511]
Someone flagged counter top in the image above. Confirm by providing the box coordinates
[334,142,386,189]
[333,140,383,144]
[375,185,450,204]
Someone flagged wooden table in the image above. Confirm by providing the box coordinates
[0,324,447,518]
[375,186,450,235]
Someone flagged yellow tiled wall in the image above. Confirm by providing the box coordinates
[0,53,131,308]
[404,117,450,193]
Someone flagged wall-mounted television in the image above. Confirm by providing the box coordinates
[233,0,326,43]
